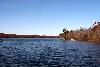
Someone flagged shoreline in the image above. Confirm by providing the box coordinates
[0,33,59,38]
[59,22,100,43]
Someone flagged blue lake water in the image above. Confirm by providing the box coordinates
[0,38,100,67]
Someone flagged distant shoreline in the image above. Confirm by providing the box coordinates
[0,33,59,38]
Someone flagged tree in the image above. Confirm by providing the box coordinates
[62,28,69,40]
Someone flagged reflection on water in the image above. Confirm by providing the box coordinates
[0,38,100,67]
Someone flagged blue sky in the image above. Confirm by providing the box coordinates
[0,0,100,35]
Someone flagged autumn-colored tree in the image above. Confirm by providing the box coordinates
[59,22,100,43]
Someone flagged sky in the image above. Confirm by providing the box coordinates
[0,0,100,36]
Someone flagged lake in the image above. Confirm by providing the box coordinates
[0,38,100,67]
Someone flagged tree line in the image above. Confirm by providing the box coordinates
[59,22,100,43]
